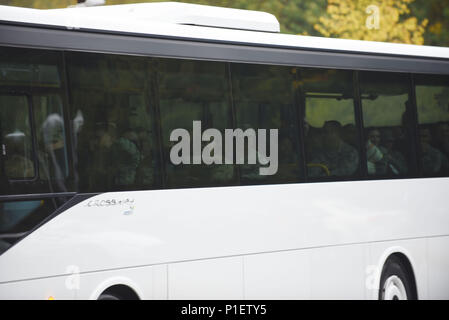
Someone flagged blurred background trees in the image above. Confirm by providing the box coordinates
[1,0,448,47]
[314,0,428,44]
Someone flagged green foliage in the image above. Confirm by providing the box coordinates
[409,0,449,47]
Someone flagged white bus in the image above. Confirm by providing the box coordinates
[0,2,448,300]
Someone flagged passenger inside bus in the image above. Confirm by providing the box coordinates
[341,123,358,148]
[380,129,408,174]
[40,113,67,183]
[366,129,384,175]
[82,121,116,191]
[420,126,449,175]
[4,132,34,179]
[366,128,408,176]
[111,125,141,190]
[307,120,359,177]
[434,123,449,159]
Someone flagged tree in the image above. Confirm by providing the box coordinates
[314,0,428,45]
[0,0,74,8]
[409,0,449,47]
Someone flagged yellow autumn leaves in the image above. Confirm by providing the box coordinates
[314,0,428,44]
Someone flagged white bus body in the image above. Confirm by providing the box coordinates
[0,2,448,300]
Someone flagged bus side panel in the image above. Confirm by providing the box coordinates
[428,236,449,299]
[0,276,75,300]
[168,256,244,300]
[244,250,311,299]
[244,244,366,299]
[309,244,366,299]
[1,178,448,298]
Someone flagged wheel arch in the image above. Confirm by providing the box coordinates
[89,276,143,300]
[376,246,418,300]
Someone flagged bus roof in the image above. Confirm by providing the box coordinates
[1,1,449,60]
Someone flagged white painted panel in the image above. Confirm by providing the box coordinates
[309,244,366,299]
[0,178,448,299]
[244,250,311,299]
[428,236,449,299]
[152,264,168,300]
[168,257,243,300]
[0,276,75,300]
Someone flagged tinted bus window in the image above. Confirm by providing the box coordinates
[0,50,60,87]
[0,95,35,179]
[415,74,449,176]
[158,59,236,188]
[231,63,301,184]
[67,52,161,192]
[0,47,70,195]
[0,198,61,255]
[359,72,415,177]
[298,68,360,179]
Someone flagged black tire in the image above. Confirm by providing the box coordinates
[379,256,416,300]
[98,293,121,301]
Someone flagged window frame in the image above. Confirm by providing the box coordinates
[0,23,449,192]
[412,73,449,178]
[0,48,75,195]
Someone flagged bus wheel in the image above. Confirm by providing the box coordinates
[379,256,415,300]
[98,293,121,300]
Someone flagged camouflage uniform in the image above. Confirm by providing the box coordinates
[308,141,359,177]
[379,146,408,175]
[422,145,449,175]
[112,137,141,187]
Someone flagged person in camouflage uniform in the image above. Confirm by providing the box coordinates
[379,129,408,175]
[111,128,141,189]
[420,127,449,175]
[308,120,359,177]
[434,123,449,159]
[366,128,408,176]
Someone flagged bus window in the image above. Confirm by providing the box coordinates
[0,95,35,180]
[0,199,58,255]
[231,63,301,184]
[0,47,73,195]
[0,52,60,88]
[415,74,449,177]
[67,52,161,192]
[298,68,360,179]
[359,72,415,177]
[158,58,236,188]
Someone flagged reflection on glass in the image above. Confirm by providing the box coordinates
[0,95,35,179]
[415,75,449,176]
[34,95,69,192]
[299,68,359,178]
[68,52,160,192]
[158,58,236,188]
[231,63,301,184]
[360,72,412,176]
[0,199,58,255]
